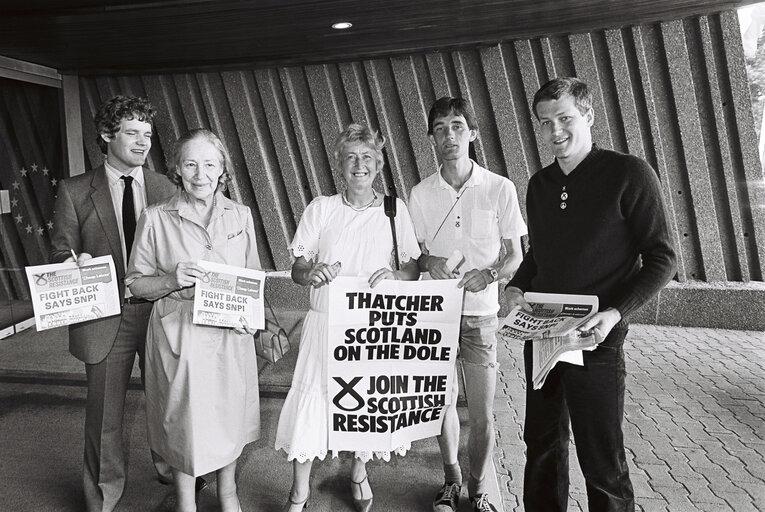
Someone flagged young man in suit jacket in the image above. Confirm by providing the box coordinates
[50,95,178,511]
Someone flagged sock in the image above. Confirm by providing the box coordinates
[468,474,486,498]
[444,462,462,486]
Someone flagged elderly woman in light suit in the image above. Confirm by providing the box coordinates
[127,129,260,512]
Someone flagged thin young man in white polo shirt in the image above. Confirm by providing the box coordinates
[408,96,527,512]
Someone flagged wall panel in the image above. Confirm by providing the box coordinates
[67,9,765,287]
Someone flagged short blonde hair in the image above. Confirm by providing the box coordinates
[333,123,386,171]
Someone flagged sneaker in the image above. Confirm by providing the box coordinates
[470,493,498,512]
[433,482,461,512]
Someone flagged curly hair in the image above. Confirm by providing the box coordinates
[167,128,232,193]
[427,96,479,135]
[94,95,156,155]
[532,77,592,119]
[333,123,386,171]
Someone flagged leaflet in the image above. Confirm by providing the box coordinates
[499,292,601,389]
[192,260,265,330]
[25,255,121,331]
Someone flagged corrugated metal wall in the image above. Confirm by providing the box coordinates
[68,10,765,286]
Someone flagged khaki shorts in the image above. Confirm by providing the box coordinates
[457,314,498,367]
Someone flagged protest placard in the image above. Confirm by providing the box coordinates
[192,260,265,330]
[25,255,121,331]
[327,276,463,452]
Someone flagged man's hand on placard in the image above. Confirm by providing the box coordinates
[425,255,457,280]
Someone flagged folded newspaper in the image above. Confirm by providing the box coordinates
[499,292,602,389]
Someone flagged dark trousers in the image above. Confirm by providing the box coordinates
[82,302,171,512]
[522,327,634,512]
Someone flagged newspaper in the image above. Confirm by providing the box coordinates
[499,292,601,389]
[192,260,265,330]
[24,255,121,331]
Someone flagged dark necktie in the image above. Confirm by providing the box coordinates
[120,175,136,263]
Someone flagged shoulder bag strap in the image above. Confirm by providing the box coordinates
[383,195,400,271]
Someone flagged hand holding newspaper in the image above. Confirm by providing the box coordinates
[25,255,121,331]
[192,260,265,330]
[499,292,602,389]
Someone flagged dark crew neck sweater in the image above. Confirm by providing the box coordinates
[509,145,677,320]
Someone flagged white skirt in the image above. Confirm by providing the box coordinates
[274,308,409,463]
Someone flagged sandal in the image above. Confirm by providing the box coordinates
[351,474,373,512]
[282,490,310,511]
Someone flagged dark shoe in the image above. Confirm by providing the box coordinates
[282,490,310,511]
[158,476,207,493]
[470,493,498,512]
[351,474,373,512]
[433,482,461,512]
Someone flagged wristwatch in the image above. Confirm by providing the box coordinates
[485,268,498,283]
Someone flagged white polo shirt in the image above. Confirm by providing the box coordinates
[408,160,527,316]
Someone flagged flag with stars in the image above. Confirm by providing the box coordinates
[0,77,64,303]
[2,162,61,269]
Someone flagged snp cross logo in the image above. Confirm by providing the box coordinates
[34,272,53,286]
[332,377,364,412]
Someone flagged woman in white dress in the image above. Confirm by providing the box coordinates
[275,124,422,511]
[127,129,260,512]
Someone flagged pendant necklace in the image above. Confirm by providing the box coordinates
[342,190,378,212]
[560,185,568,210]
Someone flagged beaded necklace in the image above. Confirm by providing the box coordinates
[342,190,378,211]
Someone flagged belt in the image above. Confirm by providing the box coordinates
[125,296,151,305]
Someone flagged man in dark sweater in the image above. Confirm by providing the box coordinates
[505,77,677,511]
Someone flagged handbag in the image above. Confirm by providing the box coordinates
[254,295,291,364]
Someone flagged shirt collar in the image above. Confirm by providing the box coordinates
[435,159,485,191]
[164,189,234,215]
[104,162,145,187]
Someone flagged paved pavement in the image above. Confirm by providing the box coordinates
[495,324,765,512]
[0,322,763,511]
[0,322,500,511]
[1,383,485,511]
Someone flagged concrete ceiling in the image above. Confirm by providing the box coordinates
[0,0,760,74]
